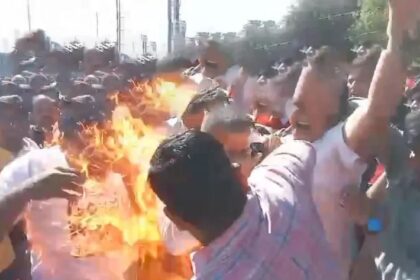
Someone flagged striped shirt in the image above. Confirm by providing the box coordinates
[191,141,344,280]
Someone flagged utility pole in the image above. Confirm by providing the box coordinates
[27,0,32,32]
[96,12,99,39]
[167,0,172,54]
[116,0,121,54]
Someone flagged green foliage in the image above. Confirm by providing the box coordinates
[283,0,357,49]
[349,0,388,45]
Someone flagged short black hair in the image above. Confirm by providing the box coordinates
[202,104,253,134]
[148,130,246,233]
[184,87,229,115]
[0,95,25,114]
[305,46,347,82]
[305,46,349,119]
[352,45,382,70]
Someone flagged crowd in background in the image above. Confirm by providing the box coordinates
[1,0,420,280]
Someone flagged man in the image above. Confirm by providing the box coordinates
[167,87,229,134]
[202,105,261,179]
[59,95,100,128]
[198,40,236,83]
[0,167,81,279]
[359,109,420,279]
[161,105,258,255]
[348,46,382,98]
[0,95,37,279]
[0,95,119,280]
[0,95,30,156]
[0,96,25,275]
[29,95,59,147]
[0,81,21,96]
[254,62,301,129]
[288,0,412,273]
[149,130,343,279]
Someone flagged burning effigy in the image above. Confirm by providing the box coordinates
[27,78,196,280]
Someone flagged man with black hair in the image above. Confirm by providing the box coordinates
[0,95,30,155]
[149,130,343,279]
[198,40,235,83]
[202,105,259,179]
[161,105,258,255]
[288,0,415,274]
[348,46,382,98]
[167,87,229,133]
[254,62,302,129]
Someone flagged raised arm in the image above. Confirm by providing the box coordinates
[0,167,82,240]
[345,0,420,159]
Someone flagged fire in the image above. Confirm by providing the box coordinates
[63,78,195,279]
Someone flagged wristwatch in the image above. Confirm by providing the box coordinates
[366,217,383,234]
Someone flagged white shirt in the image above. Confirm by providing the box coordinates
[311,123,367,272]
[0,147,130,280]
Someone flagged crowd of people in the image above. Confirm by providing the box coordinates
[1,0,420,279]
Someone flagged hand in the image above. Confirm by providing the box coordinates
[23,167,83,201]
[388,0,420,48]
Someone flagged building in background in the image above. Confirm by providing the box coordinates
[2,38,9,53]
[141,34,148,54]
[14,29,21,43]
[167,0,178,54]
[149,41,157,56]
[167,0,186,54]
[222,32,239,43]
[173,20,186,52]
[196,32,210,42]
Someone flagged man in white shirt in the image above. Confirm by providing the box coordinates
[287,1,411,274]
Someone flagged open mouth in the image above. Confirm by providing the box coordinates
[296,121,310,130]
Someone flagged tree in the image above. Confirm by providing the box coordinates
[349,0,388,46]
[282,0,357,50]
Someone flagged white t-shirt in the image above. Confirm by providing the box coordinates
[311,123,367,272]
[0,147,132,280]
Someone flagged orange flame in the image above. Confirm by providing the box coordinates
[63,78,195,279]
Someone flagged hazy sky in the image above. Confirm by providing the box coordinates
[0,0,293,55]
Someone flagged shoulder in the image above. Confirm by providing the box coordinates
[316,123,367,177]
[266,140,316,168]
[250,141,316,188]
[0,147,67,190]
